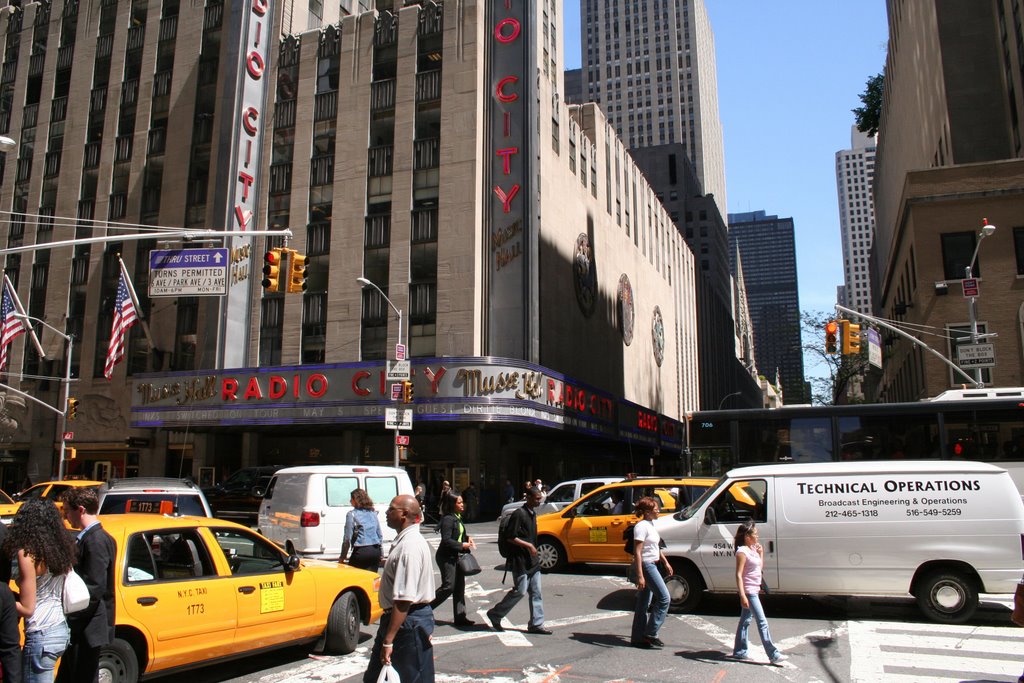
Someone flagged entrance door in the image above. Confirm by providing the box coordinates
[94,461,112,482]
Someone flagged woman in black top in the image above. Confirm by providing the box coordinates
[429,491,476,625]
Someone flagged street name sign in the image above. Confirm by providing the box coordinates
[867,328,882,369]
[149,248,230,297]
[962,278,979,297]
[386,360,411,382]
[958,342,995,368]
[385,407,413,430]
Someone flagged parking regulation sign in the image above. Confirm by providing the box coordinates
[148,248,230,297]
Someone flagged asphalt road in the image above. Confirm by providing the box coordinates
[162,519,1024,683]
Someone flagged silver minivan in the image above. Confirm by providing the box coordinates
[498,476,620,522]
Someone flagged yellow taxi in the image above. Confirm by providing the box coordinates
[1,479,104,524]
[80,514,382,683]
[534,477,720,571]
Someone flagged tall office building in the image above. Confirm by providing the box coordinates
[835,126,876,315]
[728,211,805,404]
[579,0,727,217]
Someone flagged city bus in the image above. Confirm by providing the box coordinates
[686,387,1024,493]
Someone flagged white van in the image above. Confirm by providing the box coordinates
[657,461,1024,623]
[257,465,414,560]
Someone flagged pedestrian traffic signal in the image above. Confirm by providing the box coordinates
[287,252,309,294]
[262,248,283,292]
[825,321,838,354]
[401,380,414,404]
[67,447,76,460]
[66,397,79,421]
[841,321,862,355]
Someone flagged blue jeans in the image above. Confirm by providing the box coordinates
[24,620,70,683]
[363,605,434,683]
[631,562,669,642]
[734,592,779,660]
[490,567,544,628]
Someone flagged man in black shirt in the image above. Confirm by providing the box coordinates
[0,524,20,682]
[487,487,551,634]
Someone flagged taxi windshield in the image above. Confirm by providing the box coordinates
[0,490,12,505]
[676,475,728,520]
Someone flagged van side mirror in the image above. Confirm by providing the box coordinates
[703,507,717,525]
[285,554,301,572]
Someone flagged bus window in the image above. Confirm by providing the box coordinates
[837,414,939,460]
[737,417,832,465]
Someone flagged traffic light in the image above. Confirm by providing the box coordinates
[262,248,283,292]
[287,252,309,294]
[842,321,862,355]
[825,321,838,354]
[401,380,414,404]
[66,397,79,421]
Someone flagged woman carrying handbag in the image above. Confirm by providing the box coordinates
[430,492,477,625]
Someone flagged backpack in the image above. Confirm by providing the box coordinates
[623,523,637,554]
[497,510,517,559]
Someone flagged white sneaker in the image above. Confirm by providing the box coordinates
[770,653,789,666]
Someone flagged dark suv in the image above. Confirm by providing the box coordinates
[203,466,283,523]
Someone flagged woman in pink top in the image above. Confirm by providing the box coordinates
[730,521,787,665]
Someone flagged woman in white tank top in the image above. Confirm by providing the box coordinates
[3,498,77,682]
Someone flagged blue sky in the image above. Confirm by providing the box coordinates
[562,1,890,381]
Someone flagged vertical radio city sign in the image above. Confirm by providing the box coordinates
[487,0,532,359]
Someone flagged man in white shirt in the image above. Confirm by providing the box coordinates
[363,494,436,683]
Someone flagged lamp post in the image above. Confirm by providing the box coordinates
[717,391,742,410]
[964,220,996,387]
[357,277,405,468]
[0,136,16,152]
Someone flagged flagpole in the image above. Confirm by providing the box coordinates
[117,256,155,350]
[2,274,44,359]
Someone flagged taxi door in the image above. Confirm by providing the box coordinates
[564,487,635,562]
[206,527,320,650]
[118,529,238,672]
[692,479,777,591]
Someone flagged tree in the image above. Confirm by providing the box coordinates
[802,310,871,406]
[853,72,884,137]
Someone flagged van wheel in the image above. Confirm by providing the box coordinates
[665,566,703,613]
[536,538,566,572]
[324,592,361,654]
[916,570,978,623]
[98,638,140,683]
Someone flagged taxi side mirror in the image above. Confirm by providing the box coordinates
[703,507,717,526]
[562,506,577,518]
[285,554,301,572]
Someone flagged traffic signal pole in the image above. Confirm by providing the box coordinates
[834,303,981,388]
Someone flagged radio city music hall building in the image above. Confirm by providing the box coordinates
[0,0,700,497]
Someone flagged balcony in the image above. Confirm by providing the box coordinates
[83,141,100,168]
[411,208,438,242]
[114,134,132,162]
[96,34,113,59]
[77,199,94,221]
[121,78,139,107]
[159,15,178,42]
[313,90,337,121]
[50,96,67,123]
[0,61,15,85]
[28,53,44,77]
[374,13,398,47]
[126,25,144,51]
[415,70,440,103]
[147,128,166,155]
[268,163,292,194]
[204,3,223,31]
[0,111,9,135]
[364,214,391,248]
[22,103,37,129]
[413,137,439,170]
[90,87,106,114]
[274,99,296,128]
[56,44,73,71]
[8,214,24,241]
[43,150,60,177]
[15,158,30,183]
[371,79,396,113]
[418,1,443,36]
[367,145,393,177]
[153,70,172,97]
[310,155,334,186]
[108,192,127,220]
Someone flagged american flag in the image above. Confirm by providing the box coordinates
[0,282,25,372]
[104,269,139,380]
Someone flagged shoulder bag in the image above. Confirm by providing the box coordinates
[1012,580,1024,627]
[457,552,482,576]
[63,568,90,614]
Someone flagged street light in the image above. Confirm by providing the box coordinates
[964,219,996,386]
[356,277,405,468]
[716,393,741,409]
[0,136,15,152]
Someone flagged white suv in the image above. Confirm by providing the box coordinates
[499,476,621,521]
[98,477,213,517]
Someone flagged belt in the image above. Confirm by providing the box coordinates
[382,603,429,615]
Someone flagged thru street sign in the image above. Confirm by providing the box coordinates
[395,343,406,361]
[149,248,230,297]
[958,342,995,368]
[962,278,979,297]
[385,408,413,430]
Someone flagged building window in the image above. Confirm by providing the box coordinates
[941,231,979,280]
[1014,227,1024,275]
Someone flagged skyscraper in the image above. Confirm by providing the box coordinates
[728,211,805,404]
[579,0,727,217]
[835,126,876,315]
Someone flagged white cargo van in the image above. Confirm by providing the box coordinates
[257,465,414,560]
[657,461,1024,623]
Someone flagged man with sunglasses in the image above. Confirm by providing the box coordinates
[364,494,436,683]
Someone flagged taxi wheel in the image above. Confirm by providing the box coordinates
[324,592,361,654]
[535,538,566,572]
[98,638,139,683]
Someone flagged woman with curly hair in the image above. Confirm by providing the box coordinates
[3,498,77,682]
[340,488,383,572]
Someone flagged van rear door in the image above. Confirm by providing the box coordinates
[692,479,777,591]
